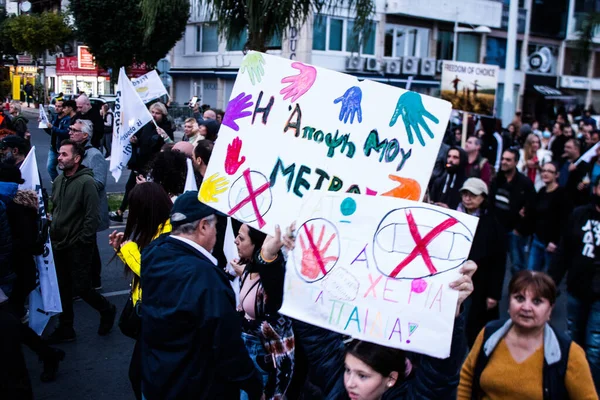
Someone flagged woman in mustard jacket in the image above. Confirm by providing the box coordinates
[108,182,172,400]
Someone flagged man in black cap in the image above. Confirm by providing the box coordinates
[140,191,264,399]
[0,135,30,167]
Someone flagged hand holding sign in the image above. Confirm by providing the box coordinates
[225,137,246,175]
[240,53,266,85]
[223,93,253,132]
[389,92,439,147]
[199,173,229,203]
[280,62,317,102]
[334,86,363,124]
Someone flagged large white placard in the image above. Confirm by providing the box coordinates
[280,193,478,358]
[200,52,452,234]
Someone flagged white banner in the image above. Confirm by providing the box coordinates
[38,104,50,129]
[19,147,62,335]
[184,158,198,192]
[109,67,154,182]
[578,142,600,165]
[131,70,168,104]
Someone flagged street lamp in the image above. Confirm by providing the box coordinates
[452,24,492,61]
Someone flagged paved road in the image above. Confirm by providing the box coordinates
[16,108,568,399]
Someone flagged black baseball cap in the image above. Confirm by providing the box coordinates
[0,135,30,154]
[171,191,225,227]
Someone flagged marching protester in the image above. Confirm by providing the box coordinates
[7,101,29,139]
[101,104,113,159]
[458,271,597,399]
[559,138,589,207]
[109,102,174,223]
[0,135,30,167]
[550,123,571,161]
[464,137,493,186]
[182,117,204,147]
[489,149,536,276]
[108,182,173,400]
[47,140,115,343]
[527,162,570,272]
[68,119,110,289]
[457,178,507,347]
[550,175,600,393]
[517,133,552,191]
[62,99,77,126]
[75,94,104,148]
[141,192,290,399]
[144,150,187,202]
[44,98,71,182]
[192,139,214,186]
[428,146,467,209]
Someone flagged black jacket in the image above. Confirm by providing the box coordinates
[75,107,104,148]
[428,147,468,210]
[0,197,14,293]
[550,204,600,301]
[489,171,536,235]
[531,186,571,245]
[140,235,262,400]
[128,119,174,172]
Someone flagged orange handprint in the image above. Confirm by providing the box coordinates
[298,223,338,280]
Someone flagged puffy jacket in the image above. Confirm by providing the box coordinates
[117,220,171,304]
[50,166,99,250]
[293,311,468,399]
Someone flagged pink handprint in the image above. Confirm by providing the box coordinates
[222,92,253,132]
[225,137,246,175]
[280,62,317,103]
[298,223,338,280]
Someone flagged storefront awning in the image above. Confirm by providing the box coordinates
[531,85,576,100]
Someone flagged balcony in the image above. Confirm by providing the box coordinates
[385,0,502,28]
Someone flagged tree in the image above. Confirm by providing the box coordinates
[196,0,375,52]
[0,9,19,66]
[69,0,189,82]
[578,13,600,68]
[5,12,72,102]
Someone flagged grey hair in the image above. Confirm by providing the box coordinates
[150,102,168,116]
[10,101,21,113]
[171,214,216,235]
[76,119,94,137]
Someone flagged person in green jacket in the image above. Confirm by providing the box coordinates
[47,139,115,344]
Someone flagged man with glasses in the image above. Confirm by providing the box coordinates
[489,148,536,276]
[69,120,109,290]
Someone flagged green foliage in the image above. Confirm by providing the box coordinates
[5,12,72,58]
[200,0,375,52]
[70,0,189,82]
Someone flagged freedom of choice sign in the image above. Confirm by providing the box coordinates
[200,52,478,357]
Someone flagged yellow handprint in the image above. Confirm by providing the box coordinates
[198,173,230,203]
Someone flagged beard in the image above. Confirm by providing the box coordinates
[0,151,15,164]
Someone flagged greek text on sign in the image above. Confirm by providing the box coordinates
[200,52,452,234]
[280,193,478,358]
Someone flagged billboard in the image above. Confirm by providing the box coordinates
[440,60,499,116]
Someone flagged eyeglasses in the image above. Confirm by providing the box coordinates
[69,128,83,134]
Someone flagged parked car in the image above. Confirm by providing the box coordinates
[89,95,116,112]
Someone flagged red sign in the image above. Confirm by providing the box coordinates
[77,46,95,69]
[56,57,98,76]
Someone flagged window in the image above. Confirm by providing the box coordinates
[197,23,218,53]
[485,37,522,69]
[227,30,248,51]
[383,24,429,58]
[312,15,376,54]
[266,32,282,49]
[436,30,454,60]
[456,33,480,63]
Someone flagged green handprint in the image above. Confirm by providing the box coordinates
[389,92,440,147]
[240,52,266,86]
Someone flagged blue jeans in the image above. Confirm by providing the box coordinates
[240,332,269,400]
[47,148,58,182]
[508,231,529,275]
[527,235,555,273]
[567,294,600,394]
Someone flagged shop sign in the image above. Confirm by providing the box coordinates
[77,46,95,70]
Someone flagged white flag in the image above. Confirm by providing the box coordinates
[131,70,168,104]
[110,67,154,182]
[222,217,240,304]
[19,147,62,335]
[38,104,50,129]
[184,158,198,192]
[577,142,600,165]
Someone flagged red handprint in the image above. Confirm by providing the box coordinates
[298,223,338,280]
[225,137,246,175]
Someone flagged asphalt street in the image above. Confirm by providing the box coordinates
[16,108,568,399]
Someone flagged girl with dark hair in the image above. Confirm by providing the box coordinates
[233,223,295,400]
[108,182,172,400]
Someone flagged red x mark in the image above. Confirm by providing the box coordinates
[228,168,270,228]
[389,210,458,278]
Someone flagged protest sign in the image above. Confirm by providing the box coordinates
[19,147,62,335]
[109,67,154,182]
[131,70,168,104]
[200,52,452,234]
[440,61,498,116]
[279,193,478,358]
[38,104,50,129]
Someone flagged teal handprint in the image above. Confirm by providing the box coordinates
[240,52,266,85]
[389,92,439,146]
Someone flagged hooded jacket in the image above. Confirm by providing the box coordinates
[82,140,109,231]
[50,166,99,250]
[550,203,600,301]
[428,146,468,210]
[0,182,38,296]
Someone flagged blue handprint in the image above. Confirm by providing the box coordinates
[389,92,439,146]
[333,86,363,124]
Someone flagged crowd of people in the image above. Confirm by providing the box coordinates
[1,95,600,400]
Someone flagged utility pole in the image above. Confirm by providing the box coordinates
[502,0,519,127]
[517,0,533,113]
